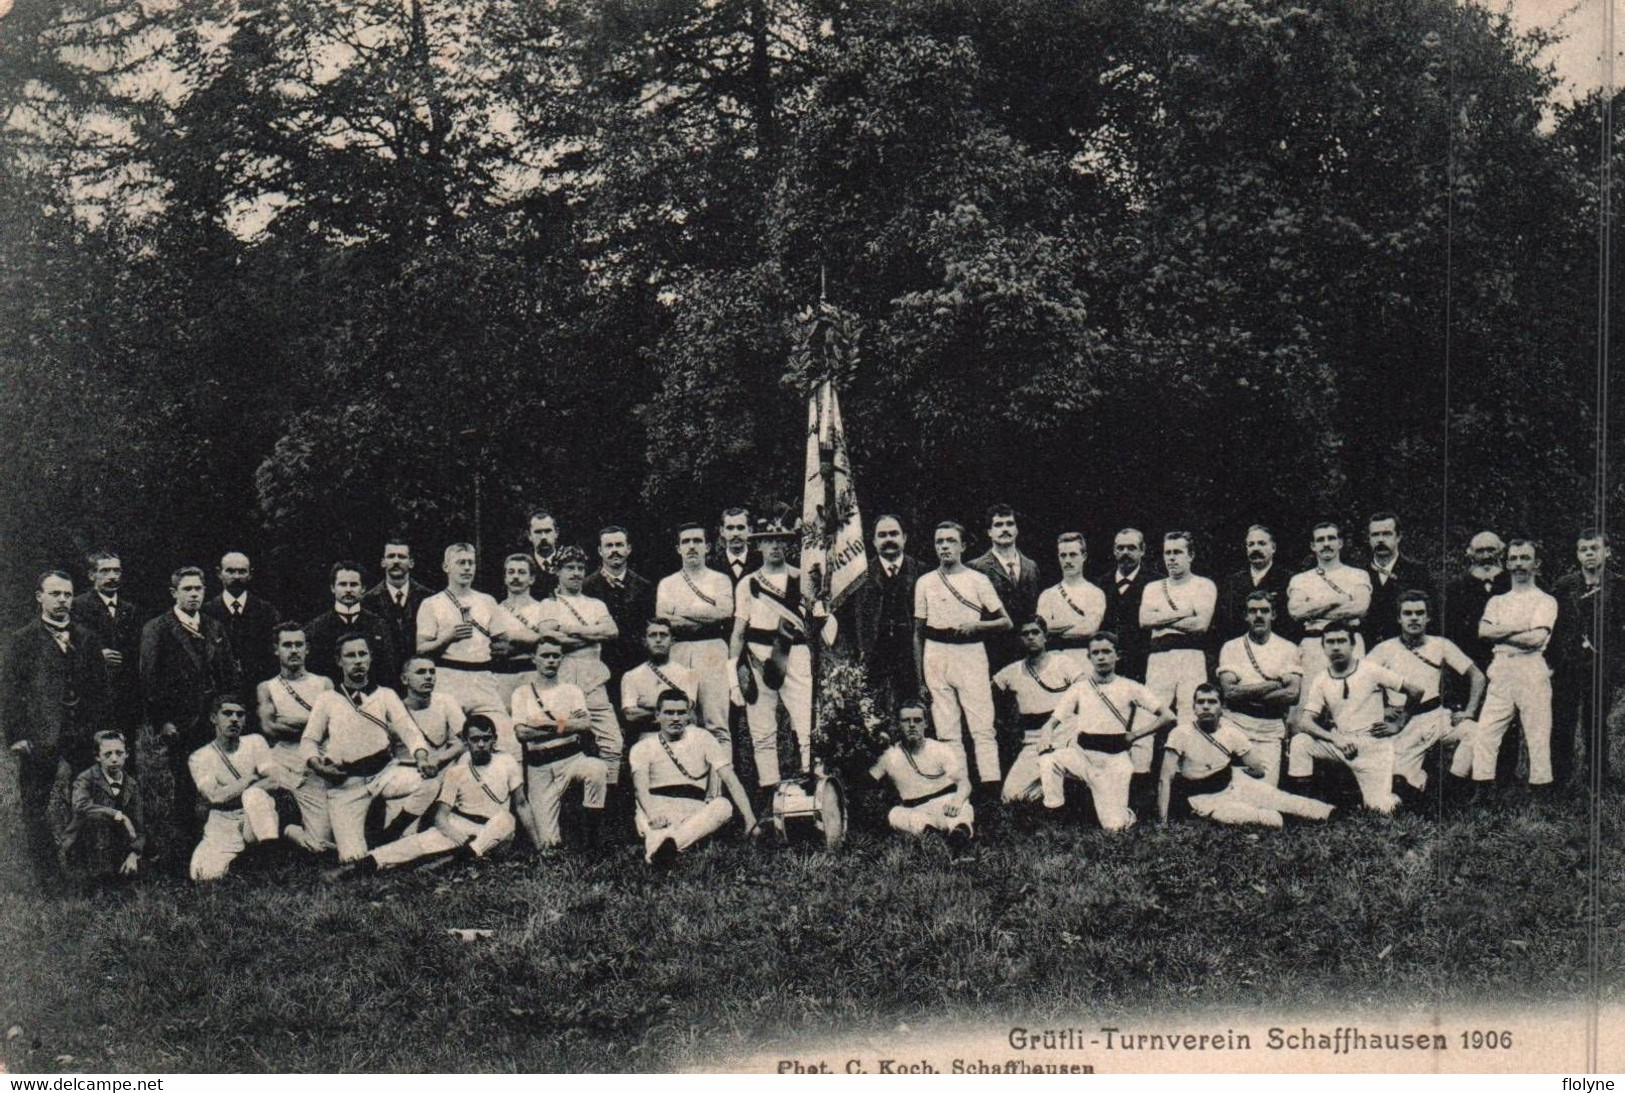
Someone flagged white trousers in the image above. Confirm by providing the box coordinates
[1391,708,1477,790]
[525,753,608,847]
[1474,656,1554,785]
[559,656,624,783]
[371,808,516,868]
[190,787,279,881]
[1187,770,1333,827]
[267,741,336,851]
[438,666,516,744]
[1001,733,1047,803]
[636,795,733,862]
[1145,648,1208,720]
[923,640,1000,782]
[326,764,425,862]
[1287,734,1398,812]
[671,639,731,740]
[888,797,974,837]
[1039,745,1136,830]
[1225,711,1286,786]
[744,642,812,787]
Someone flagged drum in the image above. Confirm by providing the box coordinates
[768,767,847,850]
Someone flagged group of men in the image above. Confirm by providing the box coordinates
[3,504,1619,886]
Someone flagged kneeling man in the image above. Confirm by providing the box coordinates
[869,699,974,849]
[511,638,609,849]
[189,693,288,881]
[628,690,757,866]
[1159,683,1333,827]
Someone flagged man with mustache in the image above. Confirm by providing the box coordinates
[188,693,289,881]
[968,504,1040,671]
[655,523,735,744]
[620,618,700,740]
[1287,521,1373,688]
[1364,513,1434,646]
[202,551,282,694]
[1216,525,1296,642]
[849,514,924,711]
[362,537,434,672]
[1036,532,1106,673]
[523,509,563,600]
[1552,529,1624,788]
[583,525,655,701]
[1471,540,1560,790]
[307,561,400,693]
[253,621,336,853]
[1101,528,1157,682]
[416,542,534,739]
[1216,590,1302,785]
[71,550,142,734]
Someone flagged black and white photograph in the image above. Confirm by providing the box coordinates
[0,0,1619,1076]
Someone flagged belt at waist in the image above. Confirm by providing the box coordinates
[650,783,708,800]
[900,783,956,808]
[435,656,492,671]
[1181,765,1235,796]
[1072,733,1129,755]
[745,626,807,647]
[1018,711,1053,735]
[923,627,982,645]
[451,806,500,824]
[337,750,393,778]
[1150,633,1207,653]
[675,622,732,643]
[524,735,590,766]
[1227,696,1282,719]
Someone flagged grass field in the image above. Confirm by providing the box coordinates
[0,751,1619,1074]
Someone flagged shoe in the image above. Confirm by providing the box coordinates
[946,826,973,855]
[649,836,679,869]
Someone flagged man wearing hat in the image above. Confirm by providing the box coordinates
[535,546,624,787]
[728,508,814,790]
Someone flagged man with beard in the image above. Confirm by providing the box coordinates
[1285,622,1421,813]
[523,509,562,600]
[71,550,142,734]
[1551,530,1623,788]
[715,507,754,590]
[1035,632,1172,830]
[620,619,700,740]
[913,521,1012,792]
[1442,531,1517,783]
[1216,525,1296,642]
[362,538,434,670]
[1036,532,1106,673]
[1367,591,1484,799]
[629,690,758,867]
[1102,528,1156,682]
[849,515,923,711]
[869,699,974,849]
[301,633,433,861]
[1287,522,1373,688]
[326,716,523,877]
[582,525,654,699]
[307,561,400,692]
[5,570,110,884]
[141,565,237,840]
[202,551,282,694]
[1472,540,1560,790]
[968,504,1040,671]
[992,617,1081,803]
[1364,514,1434,647]
[1216,591,1302,784]
[655,524,735,742]
[1159,684,1333,827]
[253,621,336,853]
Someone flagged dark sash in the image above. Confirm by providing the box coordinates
[650,783,708,801]
[1074,733,1129,755]
[922,627,981,645]
[900,783,956,807]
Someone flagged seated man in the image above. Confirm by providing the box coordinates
[327,715,524,877]
[510,638,608,849]
[188,693,289,881]
[255,621,337,854]
[1286,621,1423,813]
[1215,591,1302,785]
[628,689,757,867]
[300,634,433,862]
[619,618,700,741]
[1036,632,1173,830]
[992,616,1081,803]
[1158,683,1334,828]
[58,730,145,885]
[392,655,473,831]
[868,699,974,849]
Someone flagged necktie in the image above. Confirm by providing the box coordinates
[1118,578,1130,596]
[232,602,242,617]
[395,591,406,610]
[45,622,71,654]
[1007,560,1018,582]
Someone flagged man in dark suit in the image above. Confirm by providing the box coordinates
[4,570,110,884]
[1551,529,1624,787]
[582,525,654,699]
[361,537,434,673]
[139,565,237,837]
[306,561,399,690]
[849,514,925,710]
[1102,527,1158,682]
[1216,525,1297,644]
[714,506,755,590]
[1364,513,1435,647]
[1442,531,1515,782]
[968,504,1040,672]
[200,551,282,696]
[70,550,143,734]
[523,508,563,600]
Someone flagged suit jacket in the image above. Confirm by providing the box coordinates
[70,591,143,723]
[202,593,283,692]
[1101,565,1161,678]
[1552,569,1625,676]
[969,549,1040,669]
[581,568,655,678]
[362,579,435,675]
[139,610,236,742]
[305,607,399,688]
[1,619,110,765]
[1216,564,1297,643]
[850,554,925,658]
[1364,556,1435,646]
[61,765,146,858]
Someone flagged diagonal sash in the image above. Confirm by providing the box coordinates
[1085,677,1135,734]
[650,664,683,694]
[1024,657,1071,694]
[278,676,315,712]
[1160,579,1180,612]
[343,690,397,737]
[1057,584,1095,620]
[1316,569,1352,601]
[1242,637,1283,684]
[212,742,244,781]
[659,734,710,781]
[680,569,720,608]
[466,759,509,808]
[749,574,806,630]
[443,589,495,640]
[901,744,948,781]
[936,570,989,617]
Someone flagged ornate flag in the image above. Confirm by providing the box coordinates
[801,378,868,611]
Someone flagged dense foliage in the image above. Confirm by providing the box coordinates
[0,0,1617,616]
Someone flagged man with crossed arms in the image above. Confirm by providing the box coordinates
[1138,531,1216,804]
[301,633,433,862]
[1216,591,1302,785]
[254,621,336,853]
[913,521,1013,790]
[992,617,1081,803]
[1287,521,1373,687]
[655,523,735,743]
[1036,532,1106,673]
[510,637,609,849]
[1472,539,1560,788]
[417,543,533,740]
[1036,631,1173,830]
[1366,591,1485,798]
[1286,621,1422,813]
[536,546,623,787]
